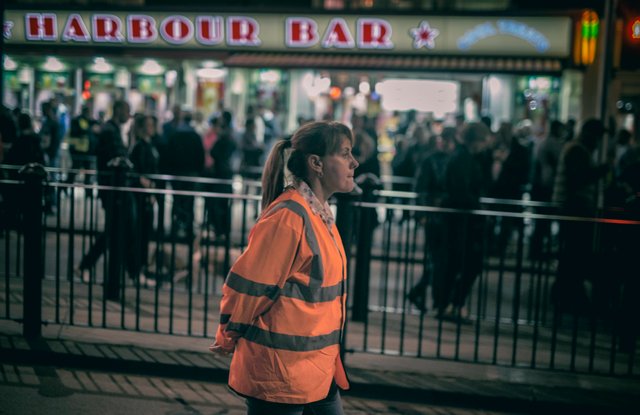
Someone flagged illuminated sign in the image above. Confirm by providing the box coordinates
[458,20,550,52]
[3,11,572,57]
[574,10,598,65]
[632,18,640,40]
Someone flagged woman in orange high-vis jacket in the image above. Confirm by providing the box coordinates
[210,121,359,415]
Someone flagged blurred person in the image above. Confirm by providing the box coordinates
[529,120,566,259]
[0,104,17,148]
[489,120,532,255]
[162,104,182,140]
[246,104,265,146]
[129,114,160,287]
[392,123,430,193]
[157,105,182,174]
[439,122,490,319]
[3,112,46,227]
[201,116,219,227]
[611,129,634,178]
[239,117,264,179]
[76,100,140,284]
[5,113,45,167]
[351,114,380,178]
[202,116,219,175]
[192,111,210,138]
[407,126,457,312]
[565,118,577,142]
[209,111,237,237]
[68,105,99,185]
[40,100,62,213]
[210,120,357,414]
[551,118,610,314]
[165,111,205,239]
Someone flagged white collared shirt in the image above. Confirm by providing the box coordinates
[294,180,335,231]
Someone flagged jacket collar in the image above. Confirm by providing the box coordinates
[294,180,335,229]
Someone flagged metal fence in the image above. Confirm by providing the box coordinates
[1,163,638,377]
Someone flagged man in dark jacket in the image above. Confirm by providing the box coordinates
[165,111,205,238]
[77,100,137,284]
[407,127,456,312]
[439,122,490,319]
[40,100,62,213]
[551,118,609,314]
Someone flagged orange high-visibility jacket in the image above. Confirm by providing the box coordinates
[215,188,350,404]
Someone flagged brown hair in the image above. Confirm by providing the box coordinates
[261,121,353,210]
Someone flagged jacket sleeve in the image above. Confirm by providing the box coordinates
[214,210,303,352]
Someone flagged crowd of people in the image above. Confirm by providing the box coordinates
[0,99,281,287]
[1,101,639,319]
[388,112,639,320]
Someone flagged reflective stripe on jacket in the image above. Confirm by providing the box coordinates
[215,188,349,404]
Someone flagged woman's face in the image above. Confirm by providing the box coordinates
[320,137,359,196]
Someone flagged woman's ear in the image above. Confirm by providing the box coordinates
[307,154,323,174]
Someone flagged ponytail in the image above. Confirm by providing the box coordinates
[261,121,353,211]
[261,139,291,211]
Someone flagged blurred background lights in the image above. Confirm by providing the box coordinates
[139,59,163,75]
[42,56,65,72]
[89,57,113,73]
[358,81,370,95]
[3,56,17,71]
[259,69,280,84]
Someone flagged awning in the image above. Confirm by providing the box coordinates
[224,52,565,74]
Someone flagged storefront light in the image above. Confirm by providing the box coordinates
[202,60,220,68]
[165,70,177,87]
[138,59,164,76]
[232,78,243,95]
[488,76,502,93]
[377,79,459,114]
[329,86,342,100]
[259,70,280,84]
[3,56,17,71]
[358,81,370,95]
[353,93,368,113]
[344,87,355,97]
[302,73,331,99]
[42,56,65,72]
[115,69,130,88]
[18,67,32,84]
[89,57,114,74]
[196,67,226,79]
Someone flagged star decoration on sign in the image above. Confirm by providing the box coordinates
[3,21,14,40]
[410,21,439,49]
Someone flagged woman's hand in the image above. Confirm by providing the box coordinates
[209,343,233,356]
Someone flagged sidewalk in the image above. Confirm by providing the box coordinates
[1,320,638,414]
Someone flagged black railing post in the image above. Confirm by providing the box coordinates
[351,174,382,323]
[105,157,132,300]
[19,163,47,340]
[335,184,362,265]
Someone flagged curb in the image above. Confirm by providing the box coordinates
[1,345,634,415]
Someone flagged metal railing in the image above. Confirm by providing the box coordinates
[0,163,638,377]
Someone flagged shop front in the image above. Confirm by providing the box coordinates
[3,8,587,137]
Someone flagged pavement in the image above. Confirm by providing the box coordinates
[1,319,639,414]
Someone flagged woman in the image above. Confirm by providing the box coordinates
[210,121,358,414]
